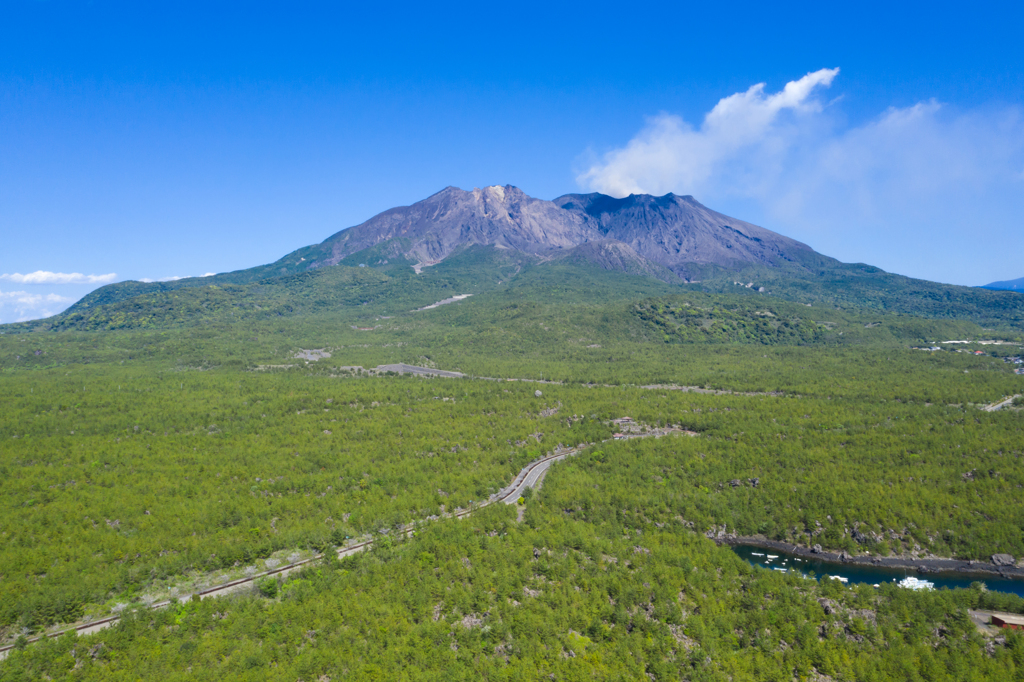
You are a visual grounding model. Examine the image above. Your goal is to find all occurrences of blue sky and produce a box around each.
[2,1,1023,322]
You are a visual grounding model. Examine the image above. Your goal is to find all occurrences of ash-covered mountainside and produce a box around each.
[25,184,1024,334]
[296,185,829,281]
[312,185,590,269]
[554,192,824,278]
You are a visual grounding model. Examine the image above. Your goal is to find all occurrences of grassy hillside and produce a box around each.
[631,293,985,346]
[9,242,1024,339]
[699,262,1024,331]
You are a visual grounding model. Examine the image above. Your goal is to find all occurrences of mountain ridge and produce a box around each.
[8,184,1024,335]
[289,184,828,282]
[552,191,824,279]
[982,276,1024,292]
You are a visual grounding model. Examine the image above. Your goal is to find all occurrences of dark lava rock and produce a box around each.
[992,553,1015,566]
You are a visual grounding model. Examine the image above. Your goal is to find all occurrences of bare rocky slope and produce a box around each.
[39,184,1024,334]
[553,191,824,279]
[293,184,829,282]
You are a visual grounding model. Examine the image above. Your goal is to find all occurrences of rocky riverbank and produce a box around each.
[718,535,1024,581]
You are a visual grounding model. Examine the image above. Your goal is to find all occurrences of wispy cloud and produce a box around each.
[0,271,220,323]
[576,69,1024,284]
[0,271,117,285]
[577,68,840,197]
[0,290,76,322]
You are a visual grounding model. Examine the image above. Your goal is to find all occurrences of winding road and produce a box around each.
[3,367,1016,659]
[0,428,684,659]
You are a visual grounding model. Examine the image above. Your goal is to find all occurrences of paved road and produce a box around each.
[1,427,695,660]
[3,375,1015,659]
[968,609,1003,636]
[983,394,1020,412]
[2,431,678,659]
[498,451,572,504]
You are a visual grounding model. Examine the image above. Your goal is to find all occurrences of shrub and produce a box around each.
[257,577,279,598]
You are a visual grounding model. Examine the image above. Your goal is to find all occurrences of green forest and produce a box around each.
[4,461,1024,680]
[2,257,1023,679]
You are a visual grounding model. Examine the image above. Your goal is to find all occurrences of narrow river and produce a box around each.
[731,545,1024,596]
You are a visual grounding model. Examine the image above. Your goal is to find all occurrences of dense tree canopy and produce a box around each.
[1,277,1022,677]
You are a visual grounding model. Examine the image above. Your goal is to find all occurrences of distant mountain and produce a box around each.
[981,277,1024,292]
[268,185,829,283]
[16,184,1024,335]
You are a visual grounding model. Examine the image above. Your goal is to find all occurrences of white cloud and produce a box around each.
[575,69,1024,284]
[0,272,217,323]
[755,100,1024,284]
[0,291,74,304]
[577,68,840,197]
[0,271,117,285]
[0,290,76,322]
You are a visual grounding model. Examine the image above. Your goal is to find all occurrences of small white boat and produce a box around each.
[826,575,849,583]
[751,552,765,557]
[897,576,934,591]
[773,567,787,573]
[767,554,779,559]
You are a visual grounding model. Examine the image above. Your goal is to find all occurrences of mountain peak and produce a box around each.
[306,185,820,279]
[471,184,525,204]
[480,185,507,200]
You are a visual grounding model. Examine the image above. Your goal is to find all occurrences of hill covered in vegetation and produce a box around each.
[8,242,1024,341]
[6,183,1023,337]
[2,201,1024,678]
[2,267,1023,678]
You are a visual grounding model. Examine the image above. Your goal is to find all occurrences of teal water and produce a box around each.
[731,545,1024,596]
